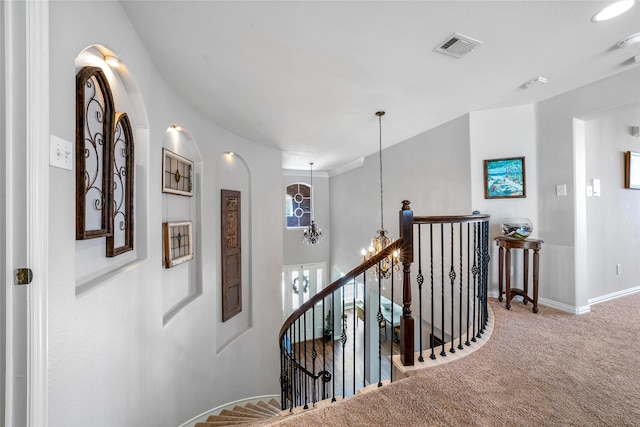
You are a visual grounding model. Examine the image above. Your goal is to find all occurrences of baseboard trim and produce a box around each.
[588,286,640,306]
[538,298,590,315]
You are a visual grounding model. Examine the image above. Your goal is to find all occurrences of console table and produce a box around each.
[495,236,543,313]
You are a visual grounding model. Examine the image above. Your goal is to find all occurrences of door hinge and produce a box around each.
[15,268,33,285]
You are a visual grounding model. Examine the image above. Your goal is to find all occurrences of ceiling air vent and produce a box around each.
[434,33,483,58]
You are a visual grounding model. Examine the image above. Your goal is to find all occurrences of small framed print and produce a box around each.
[484,156,526,199]
[625,151,640,190]
[162,148,193,196]
[163,221,194,268]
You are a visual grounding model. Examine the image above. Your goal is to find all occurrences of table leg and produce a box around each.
[498,247,504,302]
[533,249,540,313]
[523,249,529,305]
[505,248,512,310]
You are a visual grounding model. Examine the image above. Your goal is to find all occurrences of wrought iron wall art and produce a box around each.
[76,66,115,239]
[162,148,193,196]
[221,189,242,322]
[162,221,194,268]
[106,113,135,256]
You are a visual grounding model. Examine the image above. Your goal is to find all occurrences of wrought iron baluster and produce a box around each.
[440,224,446,358]
[389,258,395,383]
[303,312,308,409]
[472,223,479,342]
[465,223,471,347]
[449,224,456,354]
[458,223,464,351]
[331,293,336,402]
[417,224,424,363]
[430,224,436,360]
[377,270,382,387]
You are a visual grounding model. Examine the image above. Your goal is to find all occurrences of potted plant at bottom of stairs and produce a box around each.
[324,310,333,342]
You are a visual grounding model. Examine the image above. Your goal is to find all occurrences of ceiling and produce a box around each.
[120,1,640,173]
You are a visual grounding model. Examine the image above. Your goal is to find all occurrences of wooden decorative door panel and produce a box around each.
[221,189,242,322]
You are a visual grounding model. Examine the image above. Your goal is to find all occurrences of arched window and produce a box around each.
[285,183,311,228]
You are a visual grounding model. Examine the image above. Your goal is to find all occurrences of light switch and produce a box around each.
[556,184,567,196]
[50,135,73,170]
[592,178,601,197]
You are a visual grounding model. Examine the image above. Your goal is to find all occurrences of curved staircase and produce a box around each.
[195,399,282,426]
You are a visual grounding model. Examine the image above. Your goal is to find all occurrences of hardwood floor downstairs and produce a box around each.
[289,308,401,402]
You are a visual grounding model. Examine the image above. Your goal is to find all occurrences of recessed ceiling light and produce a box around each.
[592,0,635,22]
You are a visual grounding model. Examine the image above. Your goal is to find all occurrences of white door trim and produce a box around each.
[25,0,49,425]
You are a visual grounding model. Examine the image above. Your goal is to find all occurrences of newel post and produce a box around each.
[399,200,414,366]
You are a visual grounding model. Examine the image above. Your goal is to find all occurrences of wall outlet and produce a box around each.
[616,264,622,275]
[556,184,567,196]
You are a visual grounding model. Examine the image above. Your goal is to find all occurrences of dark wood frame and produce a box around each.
[162,148,194,196]
[76,66,115,239]
[625,151,640,190]
[162,221,194,268]
[484,156,526,199]
[107,113,135,256]
[221,189,242,322]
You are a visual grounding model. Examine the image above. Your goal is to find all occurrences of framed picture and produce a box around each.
[162,148,193,196]
[162,221,193,268]
[484,156,526,199]
[221,189,242,322]
[625,151,640,190]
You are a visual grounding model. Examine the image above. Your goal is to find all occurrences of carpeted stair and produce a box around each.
[195,399,283,426]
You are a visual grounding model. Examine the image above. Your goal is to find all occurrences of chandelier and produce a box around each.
[303,162,322,245]
[361,111,399,279]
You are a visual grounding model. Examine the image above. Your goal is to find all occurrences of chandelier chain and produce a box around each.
[377,111,385,231]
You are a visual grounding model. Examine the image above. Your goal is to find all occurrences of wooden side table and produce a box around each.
[495,236,543,313]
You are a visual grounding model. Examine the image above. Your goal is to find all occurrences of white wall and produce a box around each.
[329,114,471,293]
[585,107,640,300]
[47,2,282,426]
[470,104,538,296]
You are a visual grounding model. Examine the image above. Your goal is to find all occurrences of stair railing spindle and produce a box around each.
[417,224,424,363]
[458,223,464,351]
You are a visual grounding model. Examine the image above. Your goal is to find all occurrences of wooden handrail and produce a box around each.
[413,213,490,224]
[278,238,403,353]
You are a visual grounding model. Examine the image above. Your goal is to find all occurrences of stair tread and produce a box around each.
[246,402,278,415]
[219,409,263,419]
[208,413,259,421]
[232,405,270,417]
[266,398,282,411]
[197,419,255,426]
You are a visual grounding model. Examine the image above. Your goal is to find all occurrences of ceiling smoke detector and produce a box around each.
[434,33,483,58]
[524,76,548,89]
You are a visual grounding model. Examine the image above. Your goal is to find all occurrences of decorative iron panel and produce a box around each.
[76,66,114,239]
[106,112,135,256]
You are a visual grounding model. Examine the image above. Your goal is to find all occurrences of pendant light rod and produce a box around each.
[376,111,385,231]
[309,162,314,221]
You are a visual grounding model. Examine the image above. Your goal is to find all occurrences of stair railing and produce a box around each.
[278,201,490,411]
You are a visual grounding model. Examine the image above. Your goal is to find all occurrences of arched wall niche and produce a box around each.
[215,152,253,354]
[74,44,150,294]
[161,126,204,325]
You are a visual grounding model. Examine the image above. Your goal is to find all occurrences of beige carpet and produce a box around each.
[268,294,640,426]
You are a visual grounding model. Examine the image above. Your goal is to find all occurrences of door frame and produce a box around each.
[4,1,50,425]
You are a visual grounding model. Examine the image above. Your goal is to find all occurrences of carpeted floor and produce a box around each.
[268,294,640,426]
